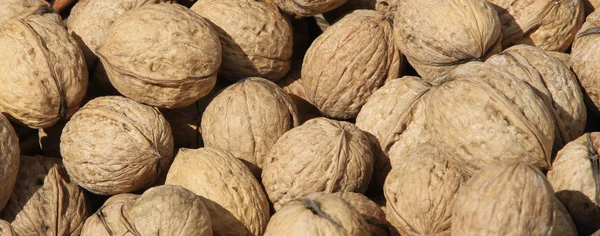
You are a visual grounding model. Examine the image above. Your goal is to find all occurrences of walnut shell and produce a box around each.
[80,193,140,235]
[452,162,577,235]
[302,10,401,119]
[191,0,292,82]
[264,192,371,236]
[0,0,52,24]
[10,165,88,236]
[67,0,173,68]
[331,192,393,236]
[121,185,212,235]
[1,155,61,222]
[0,220,15,236]
[97,4,221,108]
[487,0,584,52]
[261,117,374,210]
[0,114,20,212]
[393,0,502,81]
[547,133,600,235]
[571,11,600,115]
[384,143,463,235]
[428,62,554,176]
[0,13,88,128]
[201,77,298,176]
[277,60,323,124]
[274,0,347,17]
[486,45,586,153]
[166,148,270,236]
[60,96,174,195]
[547,51,573,68]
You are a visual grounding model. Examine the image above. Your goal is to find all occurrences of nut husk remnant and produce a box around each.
[302,10,401,119]
[166,148,270,236]
[97,4,221,108]
[452,162,577,235]
[191,0,292,82]
[571,10,600,115]
[264,192,371,236]
[60,96,174,195]
[0,13,88,128]
[262,117,374,210]
[487,0,584,52]
[201,77,299,176]
[393,0,502,82]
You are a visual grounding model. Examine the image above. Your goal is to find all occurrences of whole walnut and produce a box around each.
[191,0,292,82]
[261,117,374,210]
[60,96,174,195]
[0,13,88,128]
[10,165,88,236]
[331,192,394,236]
[97,4,221,108]
[571,11,600,115]
[547,133,600,235]
[81,194,140,235]
[67,0,173,68]
[166,148,270,236]
[302,10,401,119]
[487,0,584,52]
[486,44,586,153]
[393,0,501,82]
[201,77,299,176]
[264,192,371,236]
[274,0,348,17]
[0,0,54,24]
[452,162,577,235]
[0,114,20,212]
[384,144,464,235]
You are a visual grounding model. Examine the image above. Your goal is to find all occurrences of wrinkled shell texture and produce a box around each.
[192,0,292,82]
[165,148,270,236]
[429,62,554,176]
[11,165,88,236]
[0,0,50,24]
[0,114,19,212]
[120,185,212,235]
[67,0,173,68]
[264,193,371,236]
[384,144,463,235]
[201,77,299,176]
[547,133,600,234]
[487,0,584,52]
[485,44,586,151]
[60,96,174,195]
[452,162,577,235]
[572,10,600,114]
[97,4,221,108]
[81,193,140,235]
[1,155,61,222]
[393,0,502,81]
[261,117,374,210]
[0,220,14,236]
[302,10,400,119]
[547,51,573,68]
[0,14,88,128]
[331,192,391,236]
[356,76,431,193]
[275,0,347,17]
[277,60,323,124]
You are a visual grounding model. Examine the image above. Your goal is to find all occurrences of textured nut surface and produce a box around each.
[60,96,174,195]
[571,11,600,115]
[121,185,212,235]
[0,13,88,128]
[487,0,584,51]
[0,220,15,236]
[80,193,140,235]
[192,0,292,82]
[384,144,463,235]
[393,0,501,81]
[1,155,61,222]
[452,162,577,235]
[67,0,172,68]
[10,165,88,236]
[0,114,20,212]
[97,4,221,108]
[0,0,51,24]
[262,117,374,210]
[274,0,347,17]
[302,10,401,119]
[486,45,586,152]
[547,51,573,68]
[428,62,554,176]
[277,60,323,124]
[264,192,370,236]
[547,133,600,234]
[166,148,270,236]
[331,192,392,236]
